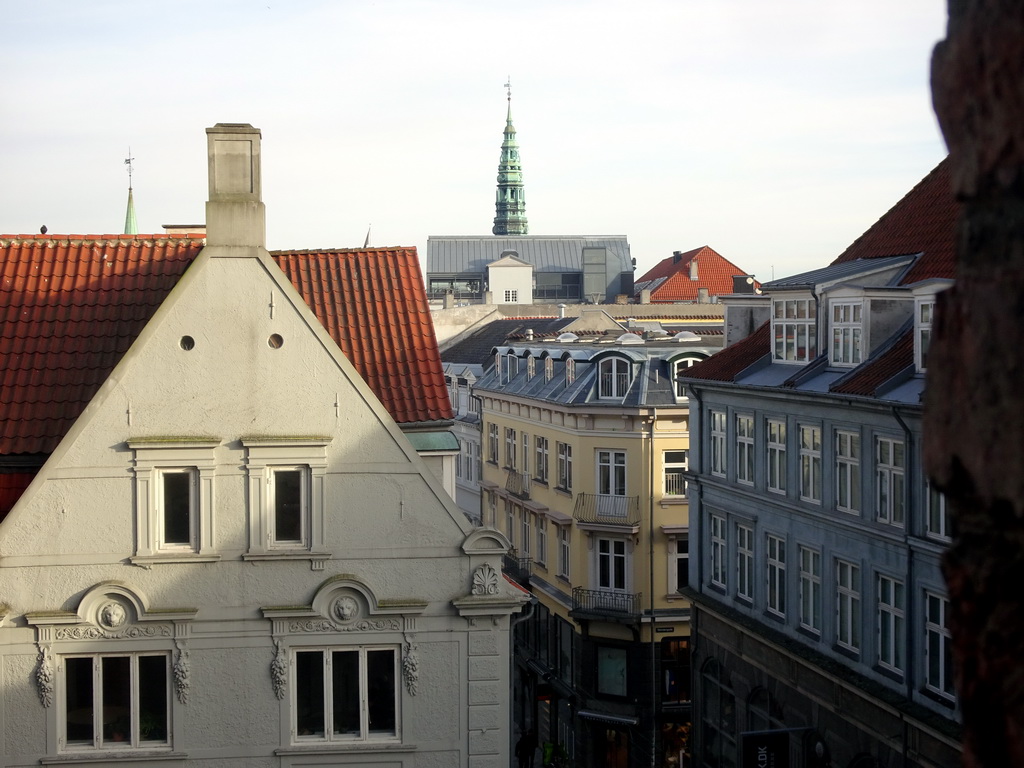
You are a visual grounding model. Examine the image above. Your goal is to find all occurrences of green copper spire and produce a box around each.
[492,79,528,236]
[123,150,138,235]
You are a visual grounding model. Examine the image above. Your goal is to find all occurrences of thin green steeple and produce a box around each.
[124,150,138,235]
[492,79,528,236]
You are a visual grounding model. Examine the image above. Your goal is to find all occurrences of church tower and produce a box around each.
[123,150,138,235]
[492,81,528,236]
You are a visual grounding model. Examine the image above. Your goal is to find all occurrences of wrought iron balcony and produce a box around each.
[664,472,688,497]
[505,470,532,500]
[502,549,532,587]
[571,587,642,619]
[572,493,641,526]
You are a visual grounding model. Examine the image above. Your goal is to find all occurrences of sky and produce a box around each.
[1,0,949,282]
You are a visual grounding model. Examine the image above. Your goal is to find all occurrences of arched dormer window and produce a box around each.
[527,356,536,379]
[545,357,553,382]
[505,352,519,383]
[565,358,576,386]
[670,354,707,398]
[598,357,631,399]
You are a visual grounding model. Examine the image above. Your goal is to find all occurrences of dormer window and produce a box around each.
[527,356,536,378]
[504,352,519,383]
[545,357,553,382]
[772,298,817,363]
[916,299,934,371]
[831,301,863,366]
[672,355,705,398]
[565,358,576,386]
[598,357,631,398]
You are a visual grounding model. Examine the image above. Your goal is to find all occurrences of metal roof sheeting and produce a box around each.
[427,236,632,274]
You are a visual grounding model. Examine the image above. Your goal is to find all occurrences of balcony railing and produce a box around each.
[572,587,642,618]
[502,550,532,587]
[505,470,532,500]
[664,472,687,497]
[573,493,641,526]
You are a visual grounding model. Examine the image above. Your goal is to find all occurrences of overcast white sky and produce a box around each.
[1,0,949,281]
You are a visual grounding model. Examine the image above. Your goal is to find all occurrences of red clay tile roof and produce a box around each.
[830,327,914,397]
[831,158,958,284]
[683,321,771,382]
[0,236,451,461]
[272,248,452,425]
[635,246,758,302]
[0,234,204,457]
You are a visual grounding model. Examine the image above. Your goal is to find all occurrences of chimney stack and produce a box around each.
[205,123,266,253]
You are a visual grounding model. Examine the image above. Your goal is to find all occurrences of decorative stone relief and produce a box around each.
[55,624,171,640]
[402,637,420,697]
[98,601,128,629]
[35,645,54,708]
[472,563,500,595]
[173,643,191,704]
[271,639,288,700]
[331,595,360,623]
[288,618,400,633]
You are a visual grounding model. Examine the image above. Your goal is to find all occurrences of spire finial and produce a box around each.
[124,148,135,191]
[504,76,511,102]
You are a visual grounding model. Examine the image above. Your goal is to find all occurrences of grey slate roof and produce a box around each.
[440,318,574,368]
[427,236,632,274]
[763,254,917,290]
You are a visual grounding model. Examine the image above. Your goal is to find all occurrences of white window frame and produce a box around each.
[504,289,518,303]
[736,414,754,485]
[877,574,905,674]
[736,524,754,602]
[487,423,499,463]
[527,356,536,379]
[521,511,531,557]
[766,419,786,494]
[710,515,726,588]
[544,357,553,382]
[60,652,172,752]
[875,437,906,526]
[292,646,400,744]
[556,442,573,491]
[597,537,628,592]
[836,559,861,653]
[535,436,549,483]
[155,468,199,551]
[268,466,311,547]
[242,438,329,558]
[798,545,822,635]
[129,439,218,561]
[663,450,688,497]
[799,424,822,503]
[505,500,515,547]
[504,352,519,383]
[521,432,530,476]
[830,300,863,366]
[536,516,547,565]
[766,534,786,618]
[598,357,632,399]
[668,535,689,594]
[916,298,934,372]
[710,410,727,477]
[835,430,861,513]
[597,450,627,496]
[558,526,571,579]
[772,297,818,363]
[565,358,576,386]
[504,428,516,469]
[672,356,703,399]
[926,479,951,542]
[925,591,955,700]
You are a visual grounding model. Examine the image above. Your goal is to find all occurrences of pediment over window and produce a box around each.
[462,527,511,555]
[25,581,197,637]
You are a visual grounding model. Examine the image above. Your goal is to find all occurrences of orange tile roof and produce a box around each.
[831,158,958,284]
[272,248,452,425]
[0,236,451,464]
[684,321,771,382]
[830,327,914,397]
[635,245,758,302]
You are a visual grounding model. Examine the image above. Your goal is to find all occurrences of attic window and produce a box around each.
[598,357,631,399]
[772,298,818,363]
[830,301,862,367]
[916,299,934,372]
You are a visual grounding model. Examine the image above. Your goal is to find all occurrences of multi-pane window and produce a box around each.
[799,425,822,503]
[521,432,530,476]
[835,430,861,513]
[736,415,754,484]
[917,299,934,371]
[673,357,702,398]
[836,560,861,652]
[536,517,547,564]
[877,575,905,674]
[773,297,818,362]
[799,546,822,634]
[766,535,786,617]
[597,450,627,496]
[521,511,532,556]
[535,436,549,483]
[456,442,464,479]
[63,653,170,750]
[158,469,197,550]
[527,357,536,378]
[831,301,863,366]
[565,358,576,386]
[876,437,905,526]
[670,537,689,592]
[925,592,955,700]
[766,419,786,493]
[663,450,688,497]
[505,500,515,548]
[544,357,553,382]
[736,524,754,602]
[558,527,570,578]
[710,410,727,477]
[598,357,632,398]
[504,290,518,303]
[504,352,519,383]
[487,423,498,463]
[504,428,517,470]
[597,538,627,591]
[294,647,398,742]
[270,467,309,547]
[556,442,573,490]
[926,480,952,542]
[710,515,726,588]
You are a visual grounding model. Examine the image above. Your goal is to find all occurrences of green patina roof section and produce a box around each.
[124,188,138,235]
[405,430,459,452]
